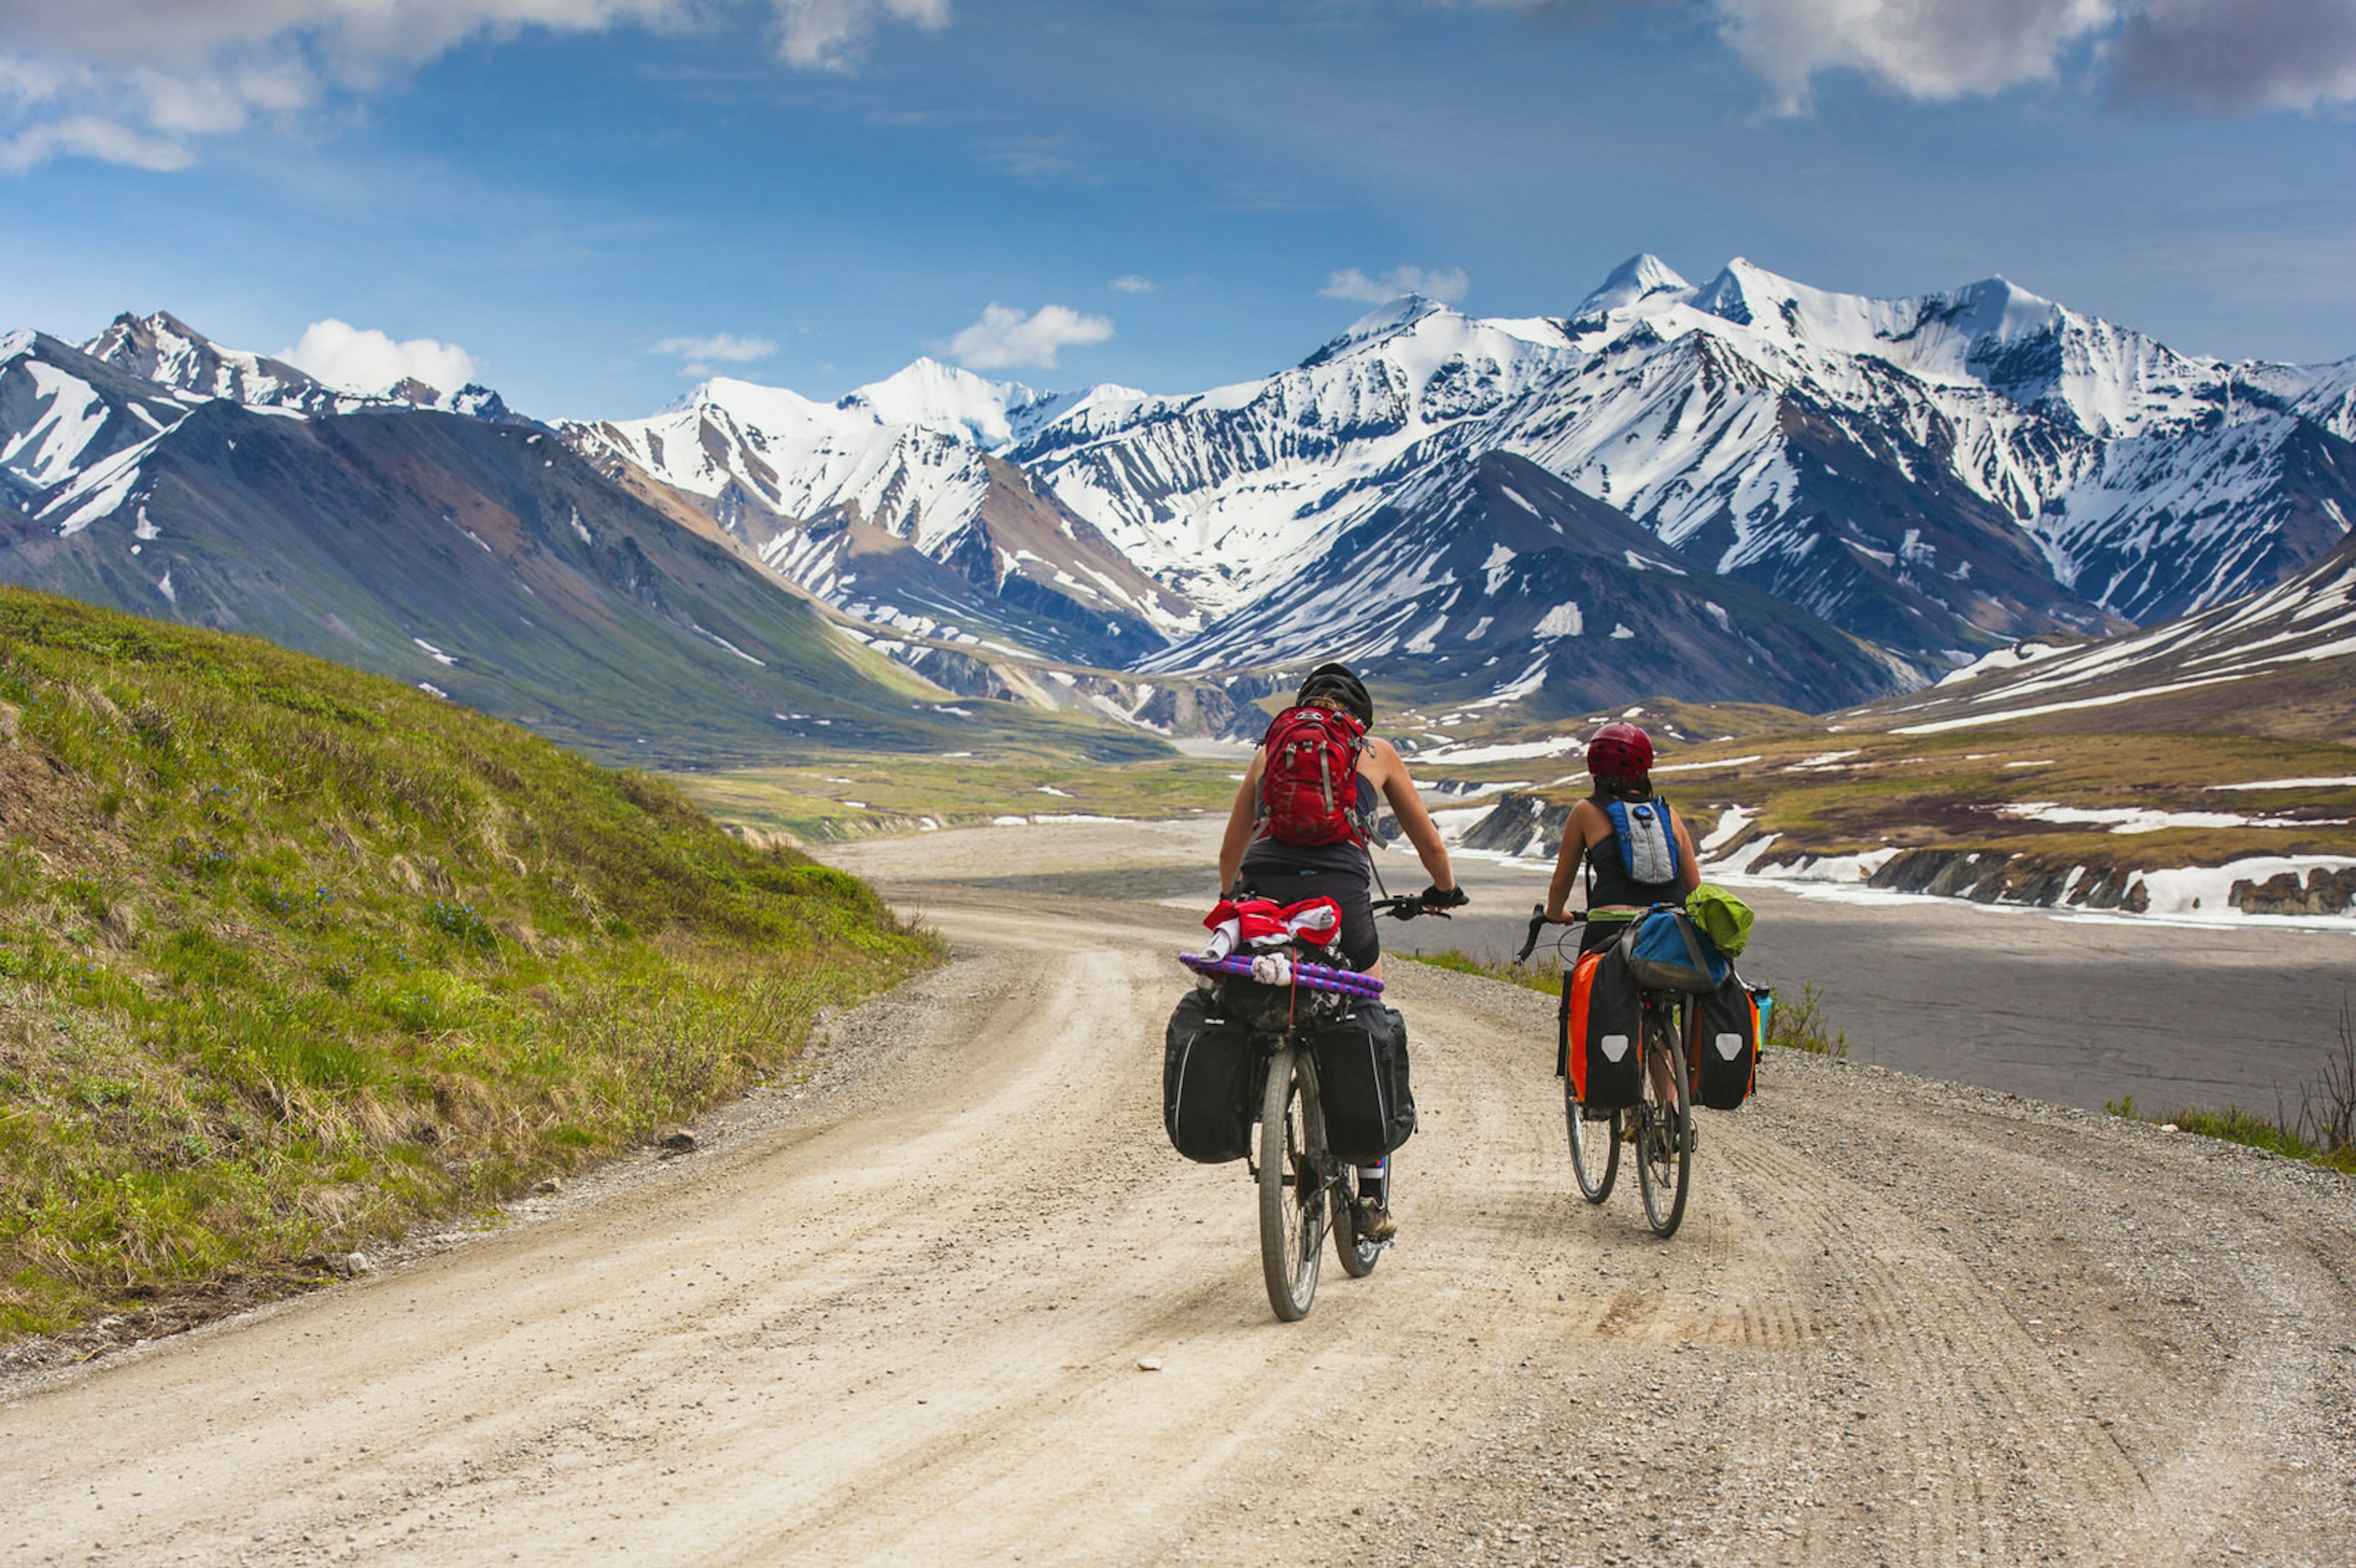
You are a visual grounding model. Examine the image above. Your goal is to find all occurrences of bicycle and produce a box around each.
[1180,893,1448,1321]
[1519,905,1695,1239]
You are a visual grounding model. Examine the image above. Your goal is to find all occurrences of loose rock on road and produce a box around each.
[4,823,2352,1566]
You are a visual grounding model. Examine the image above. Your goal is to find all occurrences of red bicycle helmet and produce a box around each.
[1586,721,1654,778]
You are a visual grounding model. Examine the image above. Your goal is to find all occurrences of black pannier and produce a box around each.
[1689,974,1760,1111]
[1561,943,1644,1111]
[1309,1000,1416,1166]
[1164,987,1258,1163]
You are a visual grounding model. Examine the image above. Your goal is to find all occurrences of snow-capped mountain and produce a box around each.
[991,259,2354,676]
[544,258,2356,710]
[1141,448,1908,715]
[81,311,522,424]
[0,317,1019,764]
[563,363,1190,666]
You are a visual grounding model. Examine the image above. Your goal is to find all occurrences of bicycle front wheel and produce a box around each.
[1258,1045,1328,1320]
[1634,1009,1693,1239]
[1565,1078,1620,1204]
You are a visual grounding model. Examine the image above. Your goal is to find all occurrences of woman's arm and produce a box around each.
[1217,750,1266,893]
[1546,799,1605,919]
[1370,739,1456,891]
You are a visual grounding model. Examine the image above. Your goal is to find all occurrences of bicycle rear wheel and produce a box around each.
[1634,1009,1693,1238]
[1565,1079,1620,1204]
[1258,1045,1328,1320]
[1332,1166,1383,1278]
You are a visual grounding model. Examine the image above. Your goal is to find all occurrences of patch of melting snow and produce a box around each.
[1702,805,1755,853]
[2209,776,2356,791]
[412,637,456,666]
[1653,755,1763,774]
[1995,802,2301,834]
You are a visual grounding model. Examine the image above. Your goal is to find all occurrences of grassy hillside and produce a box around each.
[0,588,936,1342]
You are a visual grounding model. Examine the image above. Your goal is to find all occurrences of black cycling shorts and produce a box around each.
[1238,866,1378,971]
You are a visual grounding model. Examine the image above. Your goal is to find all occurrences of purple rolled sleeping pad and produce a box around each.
[1177,950,1385,1001]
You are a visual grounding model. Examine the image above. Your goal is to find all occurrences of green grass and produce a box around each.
[1763,982,1849,1059]
[2105,1099,2356,1176]
[1406,948,1563,996]
[0,587,939,1341]
[672,754,1244,842]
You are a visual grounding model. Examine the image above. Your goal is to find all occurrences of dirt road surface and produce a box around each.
[7,822,2354,1566]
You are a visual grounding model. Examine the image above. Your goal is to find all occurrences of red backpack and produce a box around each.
[1257,704,1369,847]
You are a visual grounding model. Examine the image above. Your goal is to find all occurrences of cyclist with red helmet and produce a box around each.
[1541,721,1701,954]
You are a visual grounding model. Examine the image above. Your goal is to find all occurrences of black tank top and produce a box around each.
[1582,794,1684,909]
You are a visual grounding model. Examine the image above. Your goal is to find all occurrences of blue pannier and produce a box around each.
[1618,909,1730,993]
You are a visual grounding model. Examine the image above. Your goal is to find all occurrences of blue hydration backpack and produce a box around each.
[1604,796,1681,883]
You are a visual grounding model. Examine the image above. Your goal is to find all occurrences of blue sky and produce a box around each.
[1,1,2352,418]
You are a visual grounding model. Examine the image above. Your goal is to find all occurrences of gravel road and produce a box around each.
[5,821,2353,1566]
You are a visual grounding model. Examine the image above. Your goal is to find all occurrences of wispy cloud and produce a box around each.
[652,332,779,376]
[942,303,1114,371]
[1321,265,1471,305]
[774,0,950,72]
[0,1,953,171]
[282,318,477,395]
[1107,275,1157,294]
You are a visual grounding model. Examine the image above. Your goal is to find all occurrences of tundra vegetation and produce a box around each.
[0,588,936,1341]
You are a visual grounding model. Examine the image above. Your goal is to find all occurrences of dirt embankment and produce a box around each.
[4,824,2352,1566]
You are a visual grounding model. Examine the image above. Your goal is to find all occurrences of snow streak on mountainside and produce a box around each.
[1853,528,2356,739]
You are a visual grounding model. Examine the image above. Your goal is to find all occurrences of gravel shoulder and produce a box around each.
[4,823,2352,1566]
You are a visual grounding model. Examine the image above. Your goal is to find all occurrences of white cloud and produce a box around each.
[0,1,952,170]
[1107,274,1157,294]
[1712,0,2116,113]
[651,332,778,375]
[773,0,951,71]
[942,303,1114,371]
[0,113,193,172]
[282,318,478,395]
[1321,265,1471,305]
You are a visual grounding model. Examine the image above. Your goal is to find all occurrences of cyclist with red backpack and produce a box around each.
[1216,664,1464,1241]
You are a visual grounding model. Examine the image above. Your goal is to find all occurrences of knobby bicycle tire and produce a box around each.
[1636,1008,1693,1238]
[1258,1046,1328,1320]
[1565,1078,1620,1203]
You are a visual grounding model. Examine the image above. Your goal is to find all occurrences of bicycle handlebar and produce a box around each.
[1515,902,1586,964]
[1372,893,1458,922]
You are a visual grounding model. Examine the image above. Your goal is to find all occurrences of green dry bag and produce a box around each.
[1685,883,1755,957]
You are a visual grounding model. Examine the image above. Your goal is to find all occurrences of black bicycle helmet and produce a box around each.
[1294,663,1372,726]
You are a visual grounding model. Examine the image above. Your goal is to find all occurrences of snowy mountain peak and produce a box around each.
[1574,253,1692,318]
[842,356,1044,445]
[83,309,331,412]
